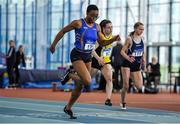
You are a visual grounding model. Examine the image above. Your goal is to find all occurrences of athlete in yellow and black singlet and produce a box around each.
[91,19,116,106]
[92,34,113,69]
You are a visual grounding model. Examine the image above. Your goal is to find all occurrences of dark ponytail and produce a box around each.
[129,31,135,36]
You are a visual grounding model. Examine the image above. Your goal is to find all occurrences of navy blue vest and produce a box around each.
[127,37,144,63]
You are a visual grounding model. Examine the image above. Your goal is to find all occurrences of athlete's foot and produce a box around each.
[121,102,127,110]
[63,106,77,119]
[105,99,112,106]
[60,68,73,85]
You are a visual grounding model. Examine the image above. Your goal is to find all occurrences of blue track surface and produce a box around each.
[0,97,180,123]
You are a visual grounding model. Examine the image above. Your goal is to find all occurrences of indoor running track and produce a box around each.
[0,97,180,123]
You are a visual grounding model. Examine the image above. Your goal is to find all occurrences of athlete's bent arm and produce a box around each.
[92,49,105,66]
[96,24,120,46]
[120,36,135,63]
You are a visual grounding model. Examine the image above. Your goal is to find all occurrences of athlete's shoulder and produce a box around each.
[96,23,101,32]
[126,36,132,42]
[70,19,82,29]
[124,36,133,46]
[141,36,145,41]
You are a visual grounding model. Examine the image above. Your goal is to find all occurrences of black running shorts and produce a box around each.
[91,57,111,70]
[70,48,92,63]
[121,59,141,72]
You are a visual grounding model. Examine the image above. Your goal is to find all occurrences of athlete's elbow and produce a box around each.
[97,40,103,46]
[101,43,107,46]
[60,30,66,36]
[120,49,124,56]
[99,41,107,46]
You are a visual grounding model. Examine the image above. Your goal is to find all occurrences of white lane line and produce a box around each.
[0,113,80,123]
[1,100,180,123]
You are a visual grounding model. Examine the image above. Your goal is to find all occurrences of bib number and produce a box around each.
[132,51,143,57]
[84,44,95,50]
[102,48,112,57]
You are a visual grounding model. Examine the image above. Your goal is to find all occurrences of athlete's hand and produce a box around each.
[98,57,105,66]
[128,56,135,63]
[114,35,121,41]
[49,44,55,54]
[141,58,146,71]
[141,58,146,66]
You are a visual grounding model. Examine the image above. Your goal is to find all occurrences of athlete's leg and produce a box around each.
[131,71,144,92]
[90,67,98,77]
[66,80,83,109]
[121,67,130,104]
[66,60,91,110]
[72,60,91,85]
[101,64,113,101]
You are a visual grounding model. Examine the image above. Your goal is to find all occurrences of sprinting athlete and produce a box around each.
[50,5,120,119]
[120,22,146,110]
[91,19,116,106]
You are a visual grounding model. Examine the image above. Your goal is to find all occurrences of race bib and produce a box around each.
[102,48,112,57]
[132,51,143,57]
[84,44,95,50]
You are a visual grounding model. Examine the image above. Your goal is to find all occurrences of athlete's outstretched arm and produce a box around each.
[96,24,120,46]
[50,20,81,53]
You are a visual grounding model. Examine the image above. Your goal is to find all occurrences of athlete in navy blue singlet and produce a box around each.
[49,5,120,119]
[120,22,146,110]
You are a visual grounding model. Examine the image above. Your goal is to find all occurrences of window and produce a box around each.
[172,24,180,42]
[149,0,169,4]
[148,24,169,42]
[149,4,169,24]
[172,47,180,72]
[159,47,169,83]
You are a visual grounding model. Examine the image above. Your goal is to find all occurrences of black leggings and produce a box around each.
[7,65,15,85]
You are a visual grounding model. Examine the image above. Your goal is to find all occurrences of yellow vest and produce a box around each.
[100,34,113,63]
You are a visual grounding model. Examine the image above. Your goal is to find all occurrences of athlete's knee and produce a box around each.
[83,77,91,85]
[134,82,143,89]
[121,87,127,93]
[136,85,142,90]
[106,78,112,84]
[123,82,129,91]
[75,81,83,89]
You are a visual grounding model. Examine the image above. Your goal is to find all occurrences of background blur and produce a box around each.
[0,0,180,84]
